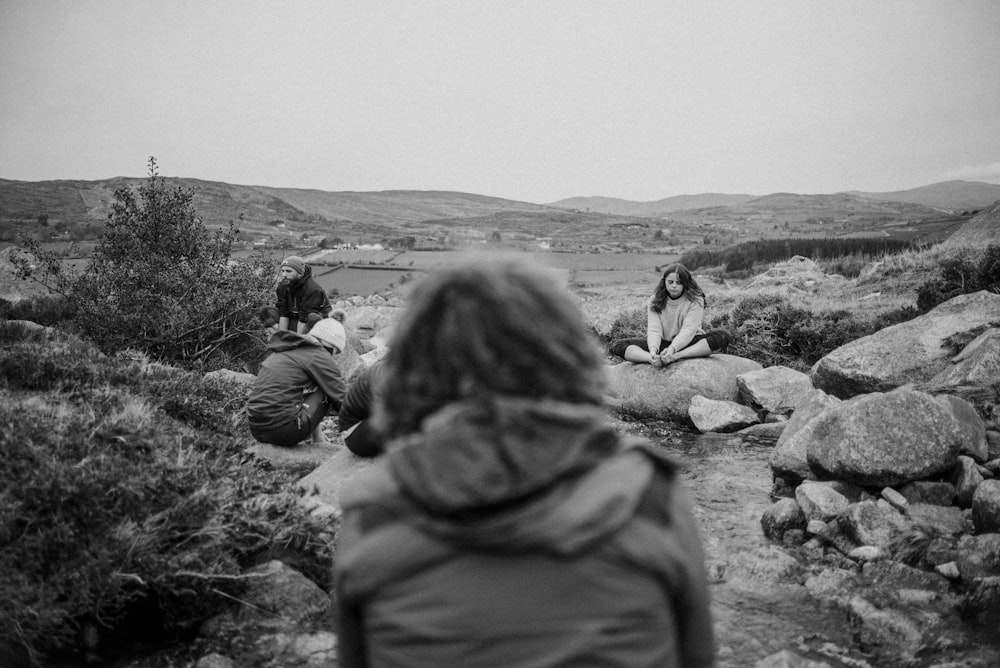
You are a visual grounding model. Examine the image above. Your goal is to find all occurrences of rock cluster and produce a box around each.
[754,292,1000,662]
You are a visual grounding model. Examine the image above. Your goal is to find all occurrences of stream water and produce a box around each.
[616,416,1000,668]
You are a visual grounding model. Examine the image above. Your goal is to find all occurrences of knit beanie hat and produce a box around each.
[309,317,346,353]
[281,256,306,276]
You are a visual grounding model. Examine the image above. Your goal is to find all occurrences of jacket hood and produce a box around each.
[383,397,654,554]
[265,329,325,353]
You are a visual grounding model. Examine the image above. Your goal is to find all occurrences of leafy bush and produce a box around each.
[606,306,646,344]
[0,324,335,665]
[11,158,274,371]
[916,244,1000,311]
[708,294,919,369]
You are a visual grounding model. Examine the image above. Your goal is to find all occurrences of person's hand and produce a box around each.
[659,350,676,365]
[650,351,663,368]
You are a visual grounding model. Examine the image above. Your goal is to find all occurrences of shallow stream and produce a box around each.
[617,416,1000,667]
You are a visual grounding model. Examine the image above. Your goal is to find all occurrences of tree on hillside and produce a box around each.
[13,158,275,369]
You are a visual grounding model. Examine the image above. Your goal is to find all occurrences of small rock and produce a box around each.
[957,534,1000,580]
[849,546,884,562]
[952,455,985,507]
[971,479,1000,533]
[754,648,834,667]
[761,497,806,541]
[848,596,924,664]
[935,562,961,580]
[195,654,235,668]
[796,481,849,522]
[880,487,908,512]
[897,480,956,506]
[688,395,760,433]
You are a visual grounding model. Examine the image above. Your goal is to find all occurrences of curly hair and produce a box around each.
[650,263,706,313]
[373,256,607,440]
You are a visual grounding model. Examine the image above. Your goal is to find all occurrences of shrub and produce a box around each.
[0,325,335,665]
[916,244,1000,311]
[708,294,920,369]
[0,294,77,326]
[11,158,274,370]
[605,306,646,344]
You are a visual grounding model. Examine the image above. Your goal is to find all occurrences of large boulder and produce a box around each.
[769,389,841,482]
[931,328,1000,388]
[806,387,977,487]
[736,365,815,416]
[811,291,1000,399]
[297,445,378,512]
[605,354,762,420]
[941,199,1000,248]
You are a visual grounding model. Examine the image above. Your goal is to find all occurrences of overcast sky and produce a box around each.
[2,1,999,203]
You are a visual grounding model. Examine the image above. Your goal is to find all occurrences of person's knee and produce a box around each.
[706,329,731,352]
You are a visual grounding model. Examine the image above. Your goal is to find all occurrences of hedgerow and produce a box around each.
[0,323,336,665]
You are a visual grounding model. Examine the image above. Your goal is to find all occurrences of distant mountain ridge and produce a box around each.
[0,177,552,228]
[548,180,1000,218]
[2,176,998,236]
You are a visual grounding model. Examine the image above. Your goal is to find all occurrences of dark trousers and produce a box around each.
[250,391,330,447]
[609,328,731,359]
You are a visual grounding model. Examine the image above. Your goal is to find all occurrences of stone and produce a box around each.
[956,534,1000,580]
[930,327,1000,388]
[840,500,911,550]
[795,481,849,522]
[897,481,956,506]
[769,389,841,482]
[906,503,966,536]
[861,559,954,596]
[297,445,379,512]
[880,487,908,512]
[806,387,969,487]
[605,354,763,420]
[806,519,827,536]
[804,567,858,606]
[952,455,984,507]
[935,394,988,462]
[849,546,885,562]
[811,291,1000,398]
[935,562,960,579]
[737,422,787,438]
[760,497,806,541]
[988,431,1000,460]
[971,479,1000,533]
[961,576,1000,629]
[924,537,959,567]
[782,529,807,546]
[987,457,1000,476]
[736,366,815,416]
[847,596,924,665]
[688,395,760,433]
[195,654,235,668]
[724,545,803,583]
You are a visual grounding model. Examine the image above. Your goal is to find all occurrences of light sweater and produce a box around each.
[647,295,705,355]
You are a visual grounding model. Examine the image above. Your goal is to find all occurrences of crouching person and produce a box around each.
[334,258,716,668]
[247,318,347,447]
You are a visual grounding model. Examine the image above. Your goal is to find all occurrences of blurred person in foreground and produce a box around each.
[333,257,716,668]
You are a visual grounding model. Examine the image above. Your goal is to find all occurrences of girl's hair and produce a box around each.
[649,263,706,313]
[373,256,607,440]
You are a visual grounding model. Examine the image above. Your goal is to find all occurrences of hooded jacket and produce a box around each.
[247,330,346,432]
[275,265,331,324]
[334,397,715,668]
